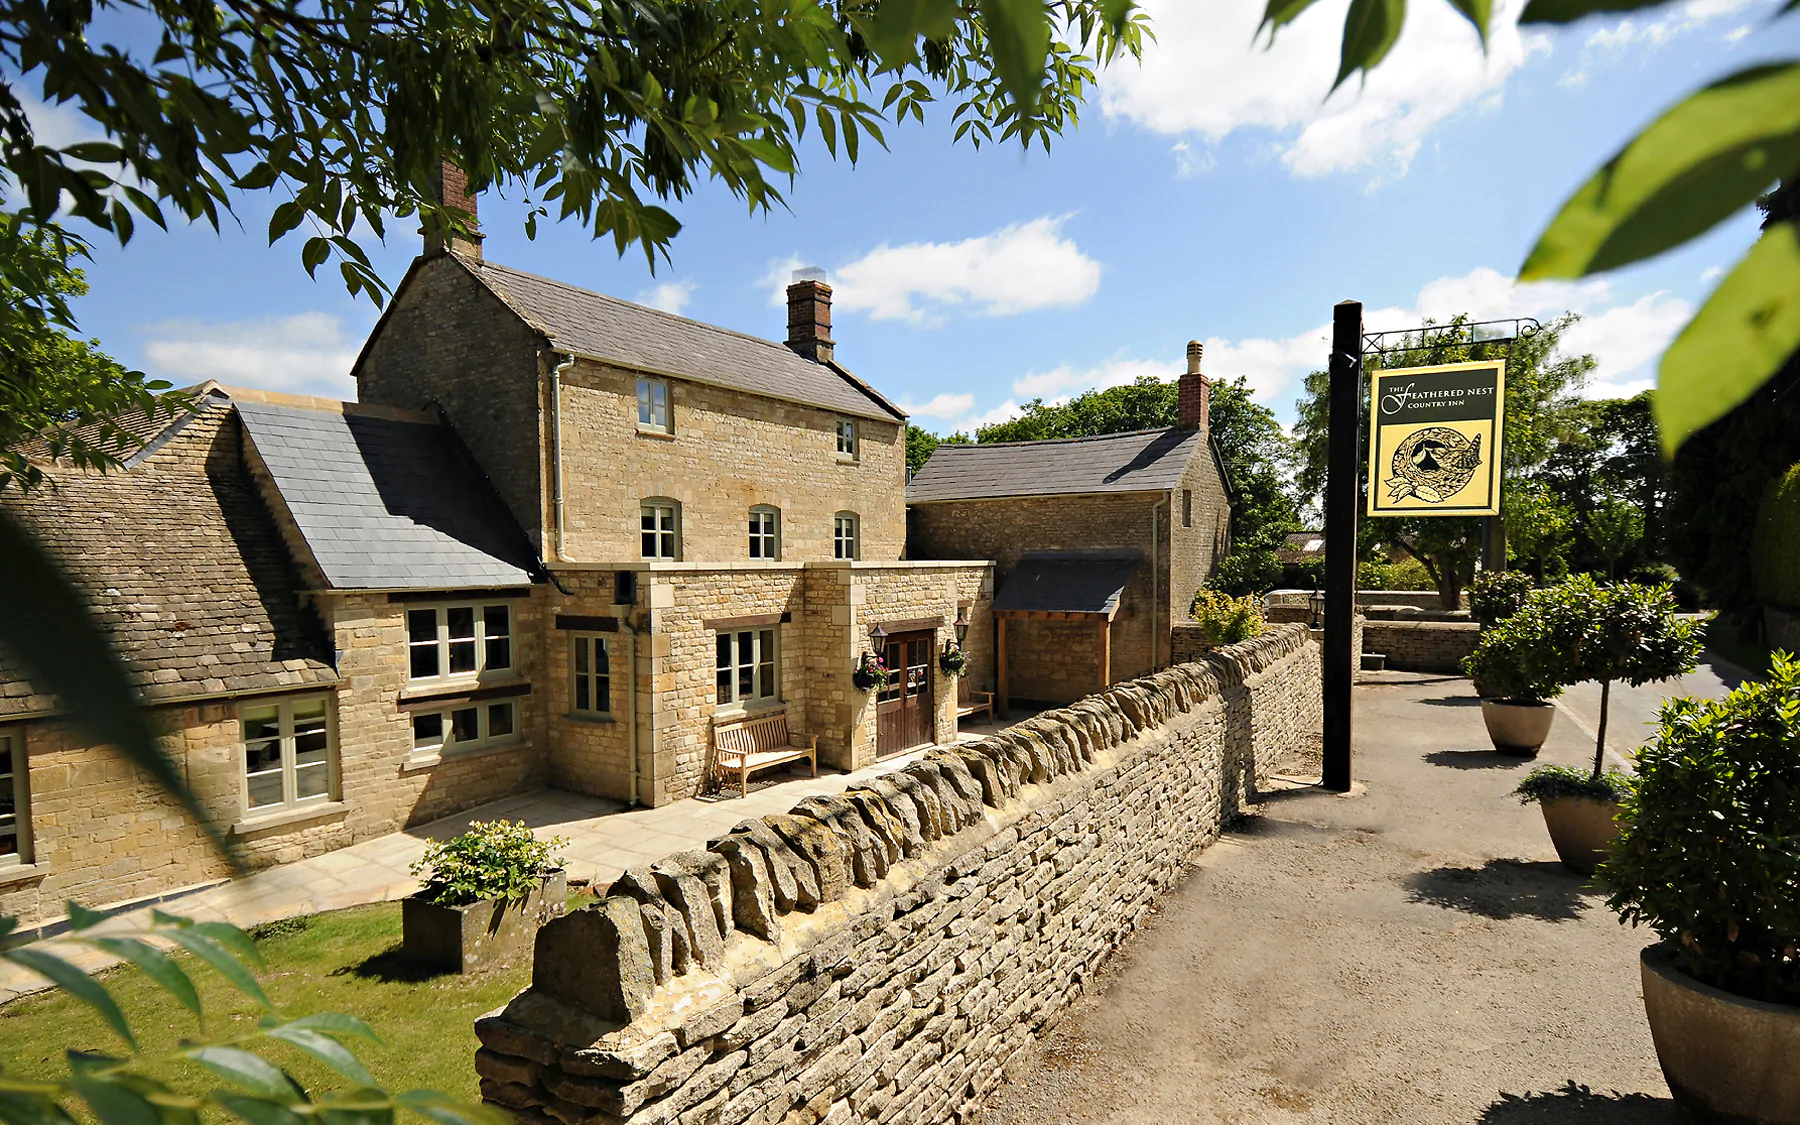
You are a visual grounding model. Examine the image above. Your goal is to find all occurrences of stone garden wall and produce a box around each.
[1360,620,1479,674]
[473,624,1320,1125]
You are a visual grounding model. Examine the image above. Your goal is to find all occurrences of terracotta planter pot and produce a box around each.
[1641,946,1800,1124]
[1479,699,1554,756]
[402,868,567,973]
[1538,795,1622,875]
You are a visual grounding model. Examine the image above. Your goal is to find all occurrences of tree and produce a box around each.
[1588,500,1645,580]
[1292,314,1592,609]
[905,423,968,476]
[975,375,1175,441]
[1504,480,1574,581]
[1536,393,1665,575]
[1265,0,1800,455]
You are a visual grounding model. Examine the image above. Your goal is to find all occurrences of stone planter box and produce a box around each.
[1641,945,1800,1124]
[402,868,567,974]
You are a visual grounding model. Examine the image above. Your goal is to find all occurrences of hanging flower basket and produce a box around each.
[938,643,969,679]
[852,652,892,692]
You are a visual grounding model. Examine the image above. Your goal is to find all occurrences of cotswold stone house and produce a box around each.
[907,342,1231,707]
[0,179,991,925]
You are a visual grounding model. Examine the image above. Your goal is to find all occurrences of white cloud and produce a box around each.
[635,280,695,315]
[1561,0,1762,85]
[900,392,977,419]
[138,313,362,400]
[961,400,1025,431]
[1701,264,1724,283]
[765,217,1102,325]
[1100,0,1550,179]
[1013,356,1178,400]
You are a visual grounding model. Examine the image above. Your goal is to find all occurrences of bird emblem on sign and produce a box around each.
[1385,427,1483,504]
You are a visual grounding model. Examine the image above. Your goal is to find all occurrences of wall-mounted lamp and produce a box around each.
[953,610,970,646]
[1309,586,1325,629]
[868,621,887,653]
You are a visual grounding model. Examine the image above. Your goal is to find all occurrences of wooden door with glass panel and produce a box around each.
[875,631,934,757]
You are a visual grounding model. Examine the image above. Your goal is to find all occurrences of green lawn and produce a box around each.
[0,902,542,1099]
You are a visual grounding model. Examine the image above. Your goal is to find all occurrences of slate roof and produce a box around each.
[1276,530,1326,564]
[0,401,338,717]
[458,256,905,422]
[906,428,1204,503]
[991,551,1143,618]
[235,399,536,590]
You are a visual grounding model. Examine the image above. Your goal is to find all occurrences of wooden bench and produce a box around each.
[956,682,995,725]
[712,710,817,797]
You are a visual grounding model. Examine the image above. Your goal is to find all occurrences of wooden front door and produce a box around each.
[876,631,935,757]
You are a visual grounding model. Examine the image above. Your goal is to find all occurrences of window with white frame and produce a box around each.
[407,602,512,682]
[836,418,858,458]
[834,511,860,560]
[637,377,671,432]
[412,699,520,758]
[241,696,334,814]
[571,634,611,716]
[641,500,680,560]
[716,628,778,706]
[0,730,25,864]
[749,506,780,560]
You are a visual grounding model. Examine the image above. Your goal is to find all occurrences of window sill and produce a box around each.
[635,426,677,440]
[563,712,616,725]
[0,862,48,887]
[711,700,787,725]
[835,453,859,464]
[402,741,531,774]
[232,800,349,837]
[398,676,530,707]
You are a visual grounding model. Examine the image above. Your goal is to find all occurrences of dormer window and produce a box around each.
[638,378,671,433]
[836,419,858,459]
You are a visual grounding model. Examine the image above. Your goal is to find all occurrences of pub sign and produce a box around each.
[1366,360,1505,517]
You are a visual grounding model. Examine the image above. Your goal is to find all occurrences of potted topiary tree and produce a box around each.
[1468,569,1535,697]
[1605,655,1800,1124]
[403,819,568,973]
[1511,578,1702,873]
[1461,596,1569,756]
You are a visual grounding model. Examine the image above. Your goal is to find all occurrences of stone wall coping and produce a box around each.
[545,560,996,574]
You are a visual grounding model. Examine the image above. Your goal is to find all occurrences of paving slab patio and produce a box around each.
[0,716,1021,1003]
[974,674,1682,1125]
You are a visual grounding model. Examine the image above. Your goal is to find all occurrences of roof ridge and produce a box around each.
[933,427,1180,450]
[470,256,804,358]
[222,385,440,425]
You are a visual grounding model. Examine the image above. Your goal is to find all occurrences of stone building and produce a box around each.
[0,173,991,925]
[906,342,1231,707]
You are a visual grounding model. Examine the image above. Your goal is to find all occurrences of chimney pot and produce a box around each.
[425,158,483,259]
[786,269,835,364]
[1178,340,1209,431]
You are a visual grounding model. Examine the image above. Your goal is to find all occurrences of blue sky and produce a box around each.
[47,0,1800,431]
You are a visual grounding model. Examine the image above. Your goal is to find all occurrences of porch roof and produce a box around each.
[991,551,1142,621]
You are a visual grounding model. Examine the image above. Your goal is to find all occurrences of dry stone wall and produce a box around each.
[1360,620,1479,674]
[473,624,1319,1125]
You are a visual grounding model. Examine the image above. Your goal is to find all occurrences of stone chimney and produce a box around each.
[785,267,834,364]
[425,158,483,259]
[1178,340,1210,431]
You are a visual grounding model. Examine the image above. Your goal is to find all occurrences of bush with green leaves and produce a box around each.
[1470,570,1534,629]
[410,820,566,909]
[1513,763,1634,805]
[1752,460,1800,609]
[1209,548,1283,597]
[1465,576,1703,774]
[1605,654,1800,1004]
[1189,589,1267,648]
[0,905,497,1125]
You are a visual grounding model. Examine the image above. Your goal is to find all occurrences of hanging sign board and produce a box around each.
[1367,360,1505,517]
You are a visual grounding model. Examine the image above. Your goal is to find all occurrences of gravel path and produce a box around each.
[974,674,1679,1125]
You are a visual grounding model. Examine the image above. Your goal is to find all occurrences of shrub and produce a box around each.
[1752,460,1800,608]
[938,643,969,678]
[1190,588,1267,647]
[411,819,566,908]
[1513,763,1634,805]
[1469,570,1534,629]
[852,651,891,691]
[1461,616,1567,704]
[1357,557,1436,591]
[1605,654,1800,1005]
[1210,547,1283,597]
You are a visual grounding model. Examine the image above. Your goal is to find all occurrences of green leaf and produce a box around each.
[0,513,233,866]
[319,1091,393,1125]
[1521,64,1800,279]
[863,0,962,62]
[4,948,134,1047]
[187,1047,294,1098]
[1257,0,1324,42]
[1654,224,1800,455]
[214,1095,307,1125]
[69,1080,158,1125]
[979,0,1052,111]
[87,937,201,1016]
[161,929,274,1010]
[1444,0,1492,44]
[263,1026,375,1086]
[1519,0,1671,23]
[286,1012,381,1042]
[191,921,265,970]
[0,1089,72,1125]
[1334,0,1407,93]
